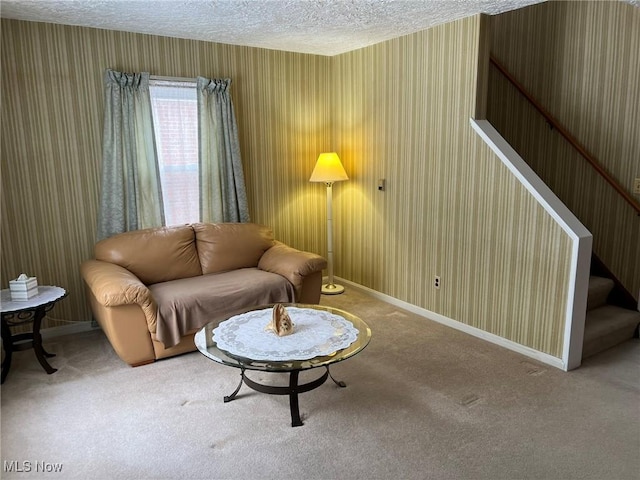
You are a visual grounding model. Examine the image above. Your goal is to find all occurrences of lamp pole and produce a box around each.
[323,181,344,294]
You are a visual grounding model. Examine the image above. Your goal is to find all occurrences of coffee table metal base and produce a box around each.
[224,366,346,427]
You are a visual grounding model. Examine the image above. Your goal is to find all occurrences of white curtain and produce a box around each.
[98,69,164,240]
[197,77,250,223]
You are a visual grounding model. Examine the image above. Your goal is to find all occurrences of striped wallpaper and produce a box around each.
[1,19,332,328]
[331,16,572,358]
[1,13,577,359]
[488,1,640,300]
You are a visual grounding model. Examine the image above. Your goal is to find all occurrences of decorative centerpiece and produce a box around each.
[264,304,294,336]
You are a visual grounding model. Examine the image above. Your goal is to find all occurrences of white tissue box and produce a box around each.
[9,275,38,301]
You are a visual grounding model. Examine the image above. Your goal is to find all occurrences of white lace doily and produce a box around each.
[1,286,66,313]
[213,306,359,361]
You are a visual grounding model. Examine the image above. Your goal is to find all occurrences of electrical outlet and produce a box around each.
[634,177,640,194]
[434,276,441,289]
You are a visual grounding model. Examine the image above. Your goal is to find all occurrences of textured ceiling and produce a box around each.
[2,0,550,56]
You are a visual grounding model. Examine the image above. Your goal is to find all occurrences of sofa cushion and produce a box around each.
[193,223,275,275]
[95,225,202,285]
[148,268,295,348]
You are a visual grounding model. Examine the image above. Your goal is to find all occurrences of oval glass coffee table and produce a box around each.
[195,303,371,427]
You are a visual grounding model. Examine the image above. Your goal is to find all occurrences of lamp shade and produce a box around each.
[309,152,349,183]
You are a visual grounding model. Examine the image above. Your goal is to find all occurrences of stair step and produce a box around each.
[582,305,640,358]
[587,276,615,311]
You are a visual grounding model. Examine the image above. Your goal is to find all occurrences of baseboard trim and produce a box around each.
[334,277,566,371]
[41,322,97,340]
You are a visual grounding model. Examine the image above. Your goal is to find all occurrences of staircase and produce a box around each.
[583,276,640,358]
[486,57,640,361]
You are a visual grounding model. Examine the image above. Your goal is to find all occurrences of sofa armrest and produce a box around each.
[80,259,158,332]
[258,242,327,302]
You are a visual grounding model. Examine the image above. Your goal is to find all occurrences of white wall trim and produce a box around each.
[333,277,566,370]
[470,119,592,371]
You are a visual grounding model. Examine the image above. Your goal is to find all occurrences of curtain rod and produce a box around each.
[150,75,197,83]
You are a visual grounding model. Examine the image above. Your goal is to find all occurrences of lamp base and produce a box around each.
[321,283,345,295]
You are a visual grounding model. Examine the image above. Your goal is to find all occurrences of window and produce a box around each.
[149,79,199,226]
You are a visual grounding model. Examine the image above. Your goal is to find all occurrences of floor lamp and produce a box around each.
[309,152,349,295]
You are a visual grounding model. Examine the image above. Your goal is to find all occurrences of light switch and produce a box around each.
[378,179,386,191]
[634,177,640,194]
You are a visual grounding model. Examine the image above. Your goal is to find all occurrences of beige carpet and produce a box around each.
[1,288,638,480]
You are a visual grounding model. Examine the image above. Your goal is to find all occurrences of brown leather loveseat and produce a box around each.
[80,222,327,366]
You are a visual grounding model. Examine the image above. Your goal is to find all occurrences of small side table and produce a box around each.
[1,286,67,384]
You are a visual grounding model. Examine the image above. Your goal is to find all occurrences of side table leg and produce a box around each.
[289,371,303,427]
[32,308,57,375]
[1,318,13,384]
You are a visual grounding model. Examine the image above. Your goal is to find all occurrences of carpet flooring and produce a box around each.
[1,287,638,480]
